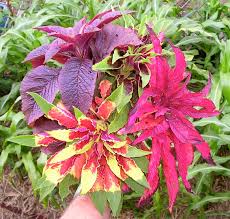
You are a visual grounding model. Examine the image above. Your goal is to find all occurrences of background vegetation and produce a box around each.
[0,0,229,218]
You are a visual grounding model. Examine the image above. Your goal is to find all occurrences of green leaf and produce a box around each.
[125,177,145,194]
[107,84,132,113]
[209,76,222,110]
[91,191,107,215]
[213,156,230,165]
[28,92,53,114]
[59,174,77,200]
[7,135,36,147]
[108,104,129,133]
[133,156,149,173]
[176,36,203,46]
[92,56,117,72]
[112,49,129,64]
[22,152,41,190]
[112,49,121,64]
[188,164,230,180]
[73,106,85,119]
[106,191,122,216]
[0,83,19,115]
[35,176,56,201]
[140,71,150,88]
[193,117,230,132]
[191,192,230,210]
[39,182,56,201]
[126,146,151,157]
[0,145,15,175]
[220,40,230,105]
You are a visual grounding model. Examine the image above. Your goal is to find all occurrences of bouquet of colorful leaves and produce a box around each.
[9,10,219,216]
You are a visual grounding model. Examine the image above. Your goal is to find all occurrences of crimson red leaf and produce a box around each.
[167,110,203,144]
[173,136,193,192]
[161,136,179,212]
[59,57,97,113]
[195,141,214,164]
[138,138,161,206]
[21,66,60,124]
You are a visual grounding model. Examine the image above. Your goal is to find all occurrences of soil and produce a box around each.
[0,169,61,219]
[1,169,229,219]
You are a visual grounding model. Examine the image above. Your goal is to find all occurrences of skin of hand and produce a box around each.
[60,195,110,219]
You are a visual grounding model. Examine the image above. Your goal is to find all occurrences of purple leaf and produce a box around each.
[37,26,77,43]
[20,66,60,125]
[24,44,49,67]
[90,24,143,61]
[36,25,71,35]
[44,39,73,63]
[87,10,132,29]
[32,116,64,134]
[59,57,97,113]
[41,141,65,155]
[73,17,87,33]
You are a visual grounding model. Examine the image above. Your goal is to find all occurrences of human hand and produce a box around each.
[60,195,110,219]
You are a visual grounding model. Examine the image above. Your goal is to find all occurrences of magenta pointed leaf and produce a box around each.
[138,139,161,206]
[161,136,179,212]
[121,26,219,210]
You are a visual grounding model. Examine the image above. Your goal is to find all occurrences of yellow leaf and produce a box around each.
[111,141,127,148]
[105,153,125,180]
[49,145,77,164]
[81,164,98,194]
[43,166,64,185]
[47,129,72,142]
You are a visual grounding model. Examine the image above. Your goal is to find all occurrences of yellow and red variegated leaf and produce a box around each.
[79,118,96,132]
[97,100,116,120]
[99,80,112,99]
[69,127,89,140]
[110,141,127,149]
[81,152,99,194]
[73,135,94,152]
[46,129,72,142]
[44,156,76,184]
[117,156,148,188]
[103,163,121,192]
[71,154,87,179]
[91,155,120,192]
[48,138,94,164]
[46,127,89,142]
[101,132,122,143]
[112,145,129,156]
[35,133,58,147]
[48,144,77,164]
[47,106,78,129]
[104,150,127,181]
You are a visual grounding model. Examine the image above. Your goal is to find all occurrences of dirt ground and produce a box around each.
[0,169,61,219]
[0,169,229,219]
